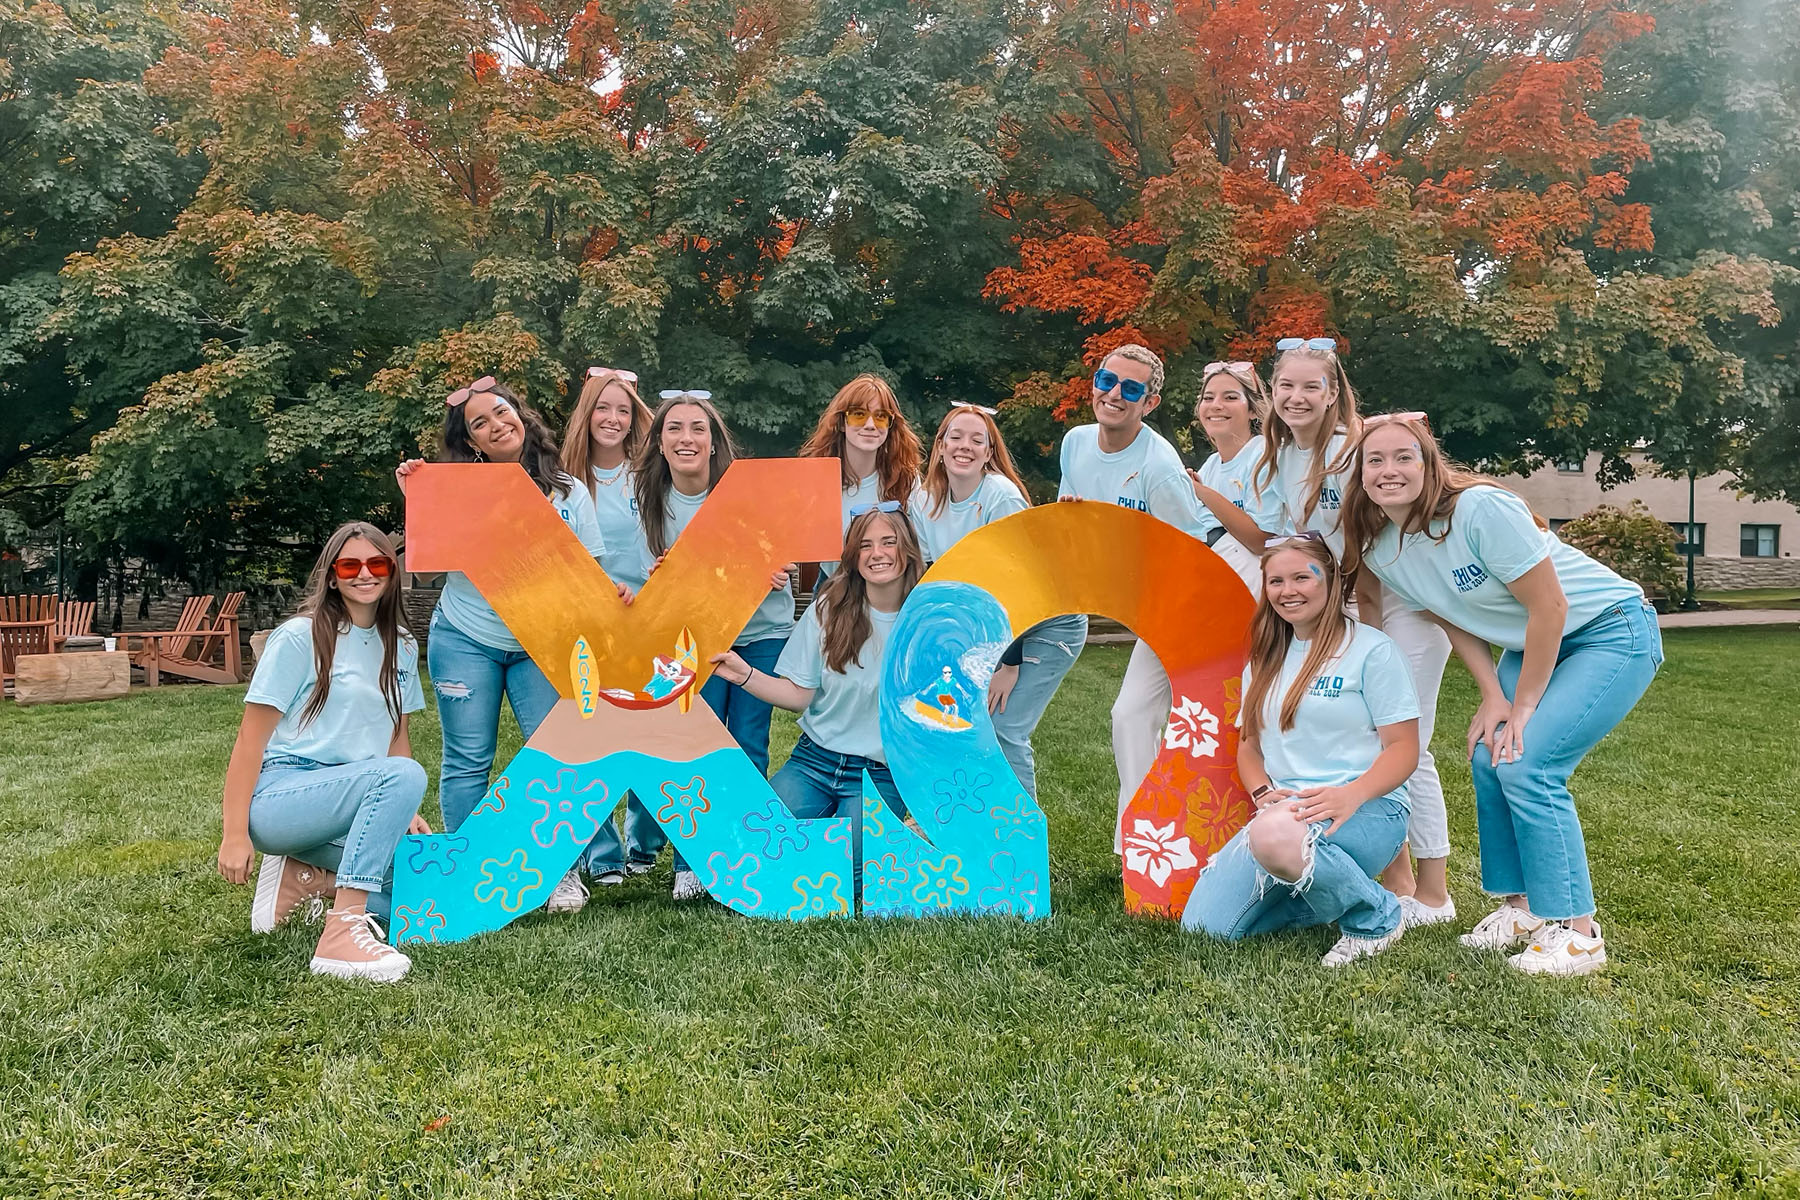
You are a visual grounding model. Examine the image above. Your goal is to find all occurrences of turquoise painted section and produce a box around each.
[864,581,1050,919]
[390,745,853,944]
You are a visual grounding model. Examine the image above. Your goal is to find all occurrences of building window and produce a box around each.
[1553,457,1586,474]
[1740,525,1780,558]
[1669,522,1705,556]
[1548,518,1572,533]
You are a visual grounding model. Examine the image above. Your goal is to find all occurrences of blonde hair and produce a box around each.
[1241,537,1352,742]
[1102,343,1165,397]
[561,370,654,496]
[1252,344,1360,524]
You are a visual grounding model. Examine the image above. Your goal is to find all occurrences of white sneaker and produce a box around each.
[671,869,706,901]
[309,910,411,983]
[1509,922,1607,976]
[1321,925,1403,967]
[593,870,626,887]
[1398,894,1458,928]
[1458,902,1545,951]
[624,860,656,877]
[545,870,589,914]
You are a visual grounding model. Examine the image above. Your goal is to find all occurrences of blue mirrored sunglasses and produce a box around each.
[848,499,902,517]
[1092,368,1149,404]
[1275,337,1338,353]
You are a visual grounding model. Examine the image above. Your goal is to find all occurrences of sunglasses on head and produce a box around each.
[659,389,712,402]
[1202,361,1256,381]
[1275,337,1337,353]
[1362,410,1428,430]
[1092,368,1149,405]
[1264,531,1327,550]
[848,499,902,517]
[845,406,892,430]
[445,376,498,407]
[589,366,639,383]
[332,555,396,580]
[948,401,998,416]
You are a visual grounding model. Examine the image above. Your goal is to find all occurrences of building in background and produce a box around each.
[1510,453,1800,589]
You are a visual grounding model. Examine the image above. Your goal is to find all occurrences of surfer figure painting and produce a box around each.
[913,664,976,730]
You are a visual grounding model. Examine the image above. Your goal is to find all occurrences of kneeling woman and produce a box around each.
[216,522,428,983]
[709,505,923,827]
[1181,535,1421,966]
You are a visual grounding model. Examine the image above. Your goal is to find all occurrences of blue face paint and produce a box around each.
[1306,563,1323,580]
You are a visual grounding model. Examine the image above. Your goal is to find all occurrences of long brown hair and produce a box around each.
[1241,536,1352,742]
[815,508,925,673]
[561,369,654,497]
[1194,364,1267,448]
[297,522,409,729]
[633,393,741,558]
[1340,416,1548,575]
[1251,344,1360,524]
[440,379,572,500]
[798,374,922,501]
[921,407,1030,519]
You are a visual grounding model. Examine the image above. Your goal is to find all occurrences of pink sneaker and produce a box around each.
[251,855,336,933]
[309,910,411,983]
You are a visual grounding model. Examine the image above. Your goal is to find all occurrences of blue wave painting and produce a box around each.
[867,580,1050,919]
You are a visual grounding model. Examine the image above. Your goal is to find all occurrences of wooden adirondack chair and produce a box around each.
[122,592,247,686]
[52,599,96,647]
[0,595,58,688]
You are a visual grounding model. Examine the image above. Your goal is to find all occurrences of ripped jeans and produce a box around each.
[1181,793,1408,941]
[426,610,560,833]
[993,615,1087,798]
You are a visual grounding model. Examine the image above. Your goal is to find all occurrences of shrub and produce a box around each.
[1558,500,1685,610]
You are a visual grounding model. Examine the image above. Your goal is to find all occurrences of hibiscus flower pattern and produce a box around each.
[1162,694,1221,759]
[1122,819,1199,888]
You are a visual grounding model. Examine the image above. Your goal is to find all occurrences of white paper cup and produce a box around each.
[104,637,117,652]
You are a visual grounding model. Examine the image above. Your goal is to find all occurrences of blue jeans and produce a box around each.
[248,755,429,917]
[770,732,906,888]
[578,792,656,876]
[1181,793,1408,940]
[632,635,787,873]
[993,615,1086,798]
[1472,600,1663,920]
[426,611,560,833]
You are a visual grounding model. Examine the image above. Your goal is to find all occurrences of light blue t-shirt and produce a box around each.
[907,474,1029,563]
[1240,621,1419,801]
[247,616,426,765]
[436,474,606,651]
[1249,432,1352,553]
[663,486,796,646]
[1057,424,1217,539]
[774,597,898,762]
[1199,436,1265,513]
[589,462,652,590]
[1364,485,1645,652]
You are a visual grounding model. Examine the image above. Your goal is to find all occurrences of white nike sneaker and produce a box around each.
[1458,902,1545,951]
[544,870,589,914]
[1398,894,1458,928]
[671,869,706,901]
[1509,922,1607,976]
[1321,925,1403,967]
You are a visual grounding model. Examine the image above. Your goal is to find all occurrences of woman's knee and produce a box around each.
[379,756,429,800]
[1246,808,1307,881]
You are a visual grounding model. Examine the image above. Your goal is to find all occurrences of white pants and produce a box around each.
[1111,534,1263,852]
[1380,590,1452,859]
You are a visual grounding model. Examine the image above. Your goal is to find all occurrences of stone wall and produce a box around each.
[404,587,441,646]
[1693,557,1800,590]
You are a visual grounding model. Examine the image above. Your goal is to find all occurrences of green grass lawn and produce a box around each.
[1698,589,1800,611]
[2,630,1797,1198]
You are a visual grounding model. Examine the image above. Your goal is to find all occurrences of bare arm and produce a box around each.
[218,704,281,884]
[1188,472,1272,551]
[709,651,816,713]
[1356,572,1384,629]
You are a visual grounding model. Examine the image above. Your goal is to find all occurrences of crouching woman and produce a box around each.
[215,522,428,983]
[1181,534,1420,967]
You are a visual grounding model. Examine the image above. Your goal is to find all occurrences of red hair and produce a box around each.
[798,374,922,501]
